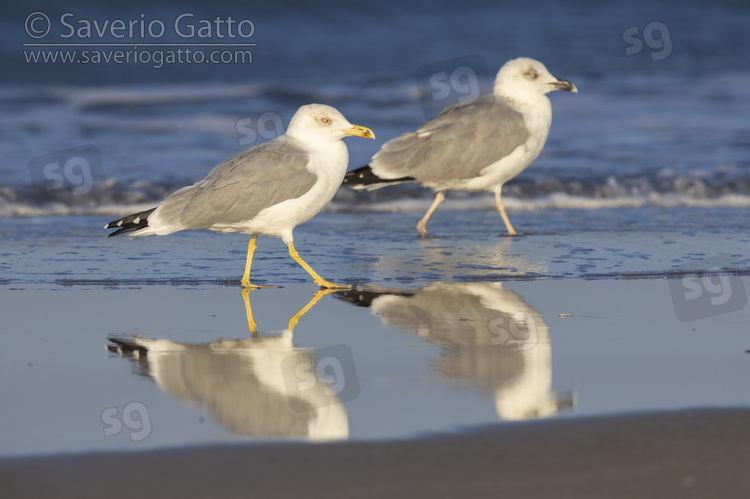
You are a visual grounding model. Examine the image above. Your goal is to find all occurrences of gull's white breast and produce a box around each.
[219,141,349,243]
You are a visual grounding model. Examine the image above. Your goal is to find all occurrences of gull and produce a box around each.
[105,104,374,288]
[336,282,575,420]
[343,57,577,236]
[106,289,348,440]
[109,334,350,440]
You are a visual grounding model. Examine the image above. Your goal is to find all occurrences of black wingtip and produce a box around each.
[342,165,376,186]
[104,207,156,238]
[106,337,148,356]
[343,165,414,189]
[334,288,415,308]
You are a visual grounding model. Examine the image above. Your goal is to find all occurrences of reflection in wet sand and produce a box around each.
[107,289,349,441]
[369,237,548,280]
[337,282,574,420]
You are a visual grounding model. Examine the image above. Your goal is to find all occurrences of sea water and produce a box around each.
[1,0,750,457]
[1,0,749,221]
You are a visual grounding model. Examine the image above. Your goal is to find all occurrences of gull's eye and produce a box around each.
[527,70,538,79]
[320,117,330,124]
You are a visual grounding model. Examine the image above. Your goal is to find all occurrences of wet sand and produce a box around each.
[3,211,750,285]
[3,212,750,496]
[3,408,750,498]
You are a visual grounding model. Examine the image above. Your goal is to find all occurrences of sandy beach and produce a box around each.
[2,210,750,496]
[3,408,750,498]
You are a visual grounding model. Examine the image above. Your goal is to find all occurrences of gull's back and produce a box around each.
[134,135,316,237]
[370,94,531,186]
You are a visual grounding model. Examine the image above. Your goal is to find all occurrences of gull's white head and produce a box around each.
[286,103,374,146]
[493,57,577,103]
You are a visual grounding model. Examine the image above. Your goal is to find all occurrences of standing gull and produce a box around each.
[343,57,577,236]
[105,104,374,288]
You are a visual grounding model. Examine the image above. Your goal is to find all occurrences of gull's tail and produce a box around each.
[104,207,156,238]
[342,165,414,191]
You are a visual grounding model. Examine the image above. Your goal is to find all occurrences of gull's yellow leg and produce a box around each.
[494,190,517,236]
[416,190,446,237]
[288,288,337,331]
[240,288,258,337]
[240,235,274,288]
[287,242,351,289]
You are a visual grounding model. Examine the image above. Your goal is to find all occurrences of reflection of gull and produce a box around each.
[344,58,577,236]
[338,282,573,420]
[105,104,374,288]
[107,289,348,440]
[368,237,548,282]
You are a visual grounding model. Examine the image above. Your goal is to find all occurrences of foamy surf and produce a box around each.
[5,191,750,218]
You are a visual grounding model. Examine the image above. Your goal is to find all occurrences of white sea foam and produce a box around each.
[5,192,750,219]
[328,192,750,214]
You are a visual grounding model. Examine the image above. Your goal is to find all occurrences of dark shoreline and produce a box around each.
[3,408,750,498]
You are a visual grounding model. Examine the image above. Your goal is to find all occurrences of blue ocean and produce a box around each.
[2,0,749,219]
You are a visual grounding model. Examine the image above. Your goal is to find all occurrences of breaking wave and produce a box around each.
[4,169,750,217]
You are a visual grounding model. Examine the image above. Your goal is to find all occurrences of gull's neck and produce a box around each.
[494,86,553,134]
[285,132,349,180]
[287,129,345,154]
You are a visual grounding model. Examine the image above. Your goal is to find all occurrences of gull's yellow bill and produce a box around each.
[342,125,375,139]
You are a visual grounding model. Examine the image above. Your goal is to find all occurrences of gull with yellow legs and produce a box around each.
[106,103,374,288]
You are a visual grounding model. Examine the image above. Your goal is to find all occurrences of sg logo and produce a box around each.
[669,255,747,322]
[623,21,672,61]
[101,401,152,442]
[487,311,539,351]
[428,66,482,103]
[236,112,286,147]
[28,145,105,197]
[281,344,360,412]
[415,54,491,120]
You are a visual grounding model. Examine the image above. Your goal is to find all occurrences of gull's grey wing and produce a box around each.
[154,135,317,230]
[370,94,530,182]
